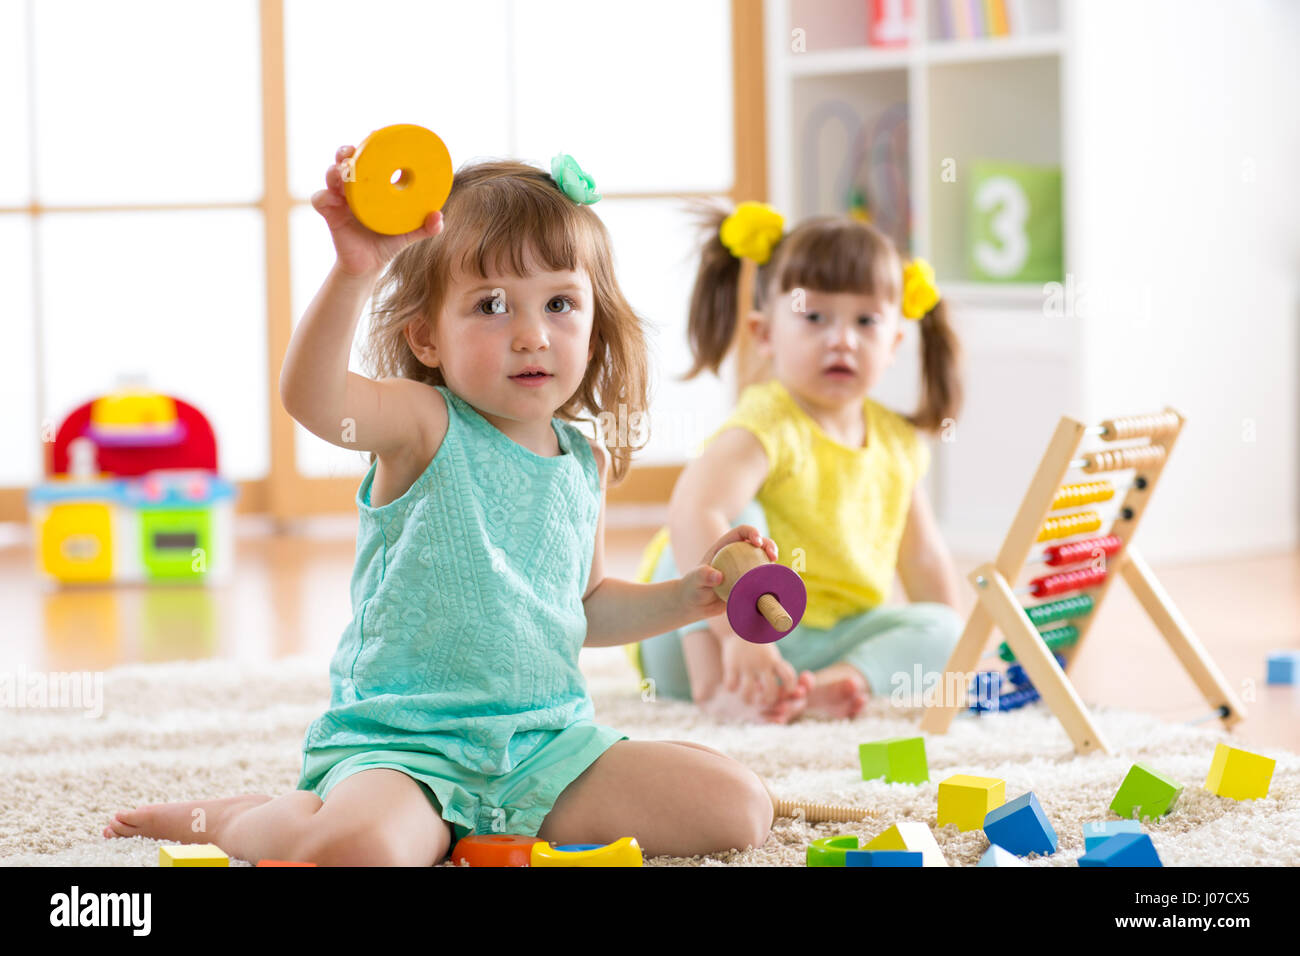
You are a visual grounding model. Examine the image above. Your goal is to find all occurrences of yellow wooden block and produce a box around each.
[937,774,1006,832]
[866,822,948,867]
[1204,743,1275,800]
[159,844,229,867]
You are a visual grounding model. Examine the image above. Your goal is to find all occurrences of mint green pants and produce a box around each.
[638,500,963,701]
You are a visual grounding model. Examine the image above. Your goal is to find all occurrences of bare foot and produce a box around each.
[103,793,272,845]
[699,671,816,724]
[804,664,870,719]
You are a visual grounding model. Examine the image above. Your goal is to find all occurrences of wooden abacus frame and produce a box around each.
[920,408,1246,755]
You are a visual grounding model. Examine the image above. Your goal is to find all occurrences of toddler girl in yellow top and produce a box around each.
[633,204,965,723]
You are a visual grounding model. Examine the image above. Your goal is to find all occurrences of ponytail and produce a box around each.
[680,203,747,381]
[910,297,963,432]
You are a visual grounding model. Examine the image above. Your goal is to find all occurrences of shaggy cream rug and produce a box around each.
[2,647,1297,867]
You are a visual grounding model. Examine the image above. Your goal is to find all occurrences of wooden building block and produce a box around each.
[159,844,228,867]
[983,792,1058,856]
[866,822,949,867]
[1110,763,1182,821]
[1204,743,1275,800]
[937,774,1006,832]
[858,736,929,784]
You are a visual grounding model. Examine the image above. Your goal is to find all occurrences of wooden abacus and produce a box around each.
[920,408,1245,755]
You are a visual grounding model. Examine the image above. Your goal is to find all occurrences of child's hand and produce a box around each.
[311,144,444,278]
[677,525,779,619]
[720,636,800,709]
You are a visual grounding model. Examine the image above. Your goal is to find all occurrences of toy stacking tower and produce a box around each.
[921,409,1245,755]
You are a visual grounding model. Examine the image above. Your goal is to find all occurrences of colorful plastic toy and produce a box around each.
[341,124,453,236]
[529,836,642,867]
[923,409,1245,755]
[844,850,922,867]
[710,540,807,644]
[977,845,1027,867]
[865,822,948,867]
[858,736,929,784]
[1204,743,1275,801]
[256,860,317,866]
[1266,651,1299,685]
[28,386,236,585]
[451,834,542,867]
[983,792,1058,857]
[1078,832,1163,867]
[159,844,229,867]
[937,775,1006,832]
[1110,763,1182,821]
[1082,819,1142,852]
[806,835,860,867]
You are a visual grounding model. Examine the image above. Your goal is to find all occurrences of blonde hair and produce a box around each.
[359,159,650,484]
[683,205,962,432]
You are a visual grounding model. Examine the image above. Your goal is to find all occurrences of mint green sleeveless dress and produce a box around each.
[298,385,626,841]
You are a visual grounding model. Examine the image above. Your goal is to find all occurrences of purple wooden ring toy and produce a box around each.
[726,563,807,644]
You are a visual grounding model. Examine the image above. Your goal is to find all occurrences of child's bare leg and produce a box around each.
[803,661,871,719]
[681,628,814,724]
[538,740,772,857]
[104,769,451,866]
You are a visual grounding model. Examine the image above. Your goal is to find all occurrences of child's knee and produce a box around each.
[300,817,448,867]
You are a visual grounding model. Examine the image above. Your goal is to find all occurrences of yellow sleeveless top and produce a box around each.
[634,378,929,645]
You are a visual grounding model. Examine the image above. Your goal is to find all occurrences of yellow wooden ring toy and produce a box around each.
[529,836,643,867]
[342,124,453,235]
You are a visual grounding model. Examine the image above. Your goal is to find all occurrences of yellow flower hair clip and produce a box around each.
[902,258,940,320]
[719,201,784,265]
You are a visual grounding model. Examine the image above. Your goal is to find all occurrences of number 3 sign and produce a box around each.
[968,160,1063,282]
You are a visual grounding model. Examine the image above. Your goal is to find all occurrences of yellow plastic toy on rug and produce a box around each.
[530,836,642,867]
[342,124,453,235]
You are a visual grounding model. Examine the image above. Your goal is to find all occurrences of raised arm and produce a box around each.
[279,143,444,457]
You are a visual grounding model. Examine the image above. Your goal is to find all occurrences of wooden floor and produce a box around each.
[4,513,1298,752]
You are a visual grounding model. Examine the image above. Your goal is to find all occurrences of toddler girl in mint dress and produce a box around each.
[103,151,775,865]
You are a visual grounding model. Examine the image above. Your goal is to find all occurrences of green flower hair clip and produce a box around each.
[551,153,601,205]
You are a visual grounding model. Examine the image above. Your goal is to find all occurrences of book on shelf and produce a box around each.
[868,0,913,48]
[935,0,1031,40]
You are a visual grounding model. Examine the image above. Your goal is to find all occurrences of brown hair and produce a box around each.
[682,204,961,432]
[360,159,651,484]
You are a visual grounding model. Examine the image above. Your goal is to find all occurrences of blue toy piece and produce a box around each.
[1082,819,1143,852]
[1267,651,1299,685]
[844,850,923,867]
[977,845,1026,867]
[554,844,605,851]
[1078,832,1162,867]
[983,792,1058,857]
[1006,654,1067,689]
[972,671,1002,708]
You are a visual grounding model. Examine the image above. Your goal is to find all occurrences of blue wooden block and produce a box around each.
[1267,651,1299,685]
[1082,820,1143,852]
[977,845,1026,867]
[1078,832,1162,867]
[983,791,1058,856]
[844,850,923,867]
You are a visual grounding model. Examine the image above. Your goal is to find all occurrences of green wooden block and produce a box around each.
[1110,763,1183,821]
[859,736,929,784]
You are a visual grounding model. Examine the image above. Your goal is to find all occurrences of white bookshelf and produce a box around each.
[764,0,1300,562]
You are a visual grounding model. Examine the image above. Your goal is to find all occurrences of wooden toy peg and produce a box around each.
[711,540,807,644]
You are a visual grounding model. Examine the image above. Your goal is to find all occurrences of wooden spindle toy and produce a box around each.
[710,540,807,644]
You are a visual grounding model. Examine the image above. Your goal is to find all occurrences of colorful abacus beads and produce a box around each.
[1042,535,1124,567]
[1099,412,1180,442]
[1038,511,1103,542]
[1025,594,1095,627]
[999,624,1080,662]
[1082,444,1166,474]
[1051,481,1114,511]
[1029,567,1107,598]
